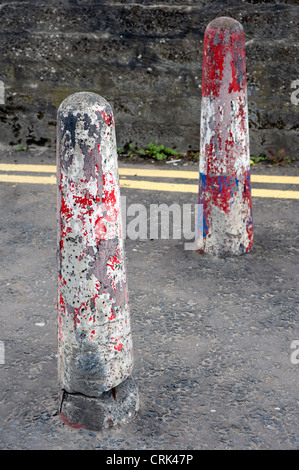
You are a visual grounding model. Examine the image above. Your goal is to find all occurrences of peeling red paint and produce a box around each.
[100,109,114,127]
[202,24,246,98]
[198,17,253,255]
[60,412,85,429]
[57,92,134,408]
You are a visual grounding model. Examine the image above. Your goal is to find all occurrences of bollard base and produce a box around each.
[59,376,139,431]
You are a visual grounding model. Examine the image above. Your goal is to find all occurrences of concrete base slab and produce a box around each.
[59,376,139,431]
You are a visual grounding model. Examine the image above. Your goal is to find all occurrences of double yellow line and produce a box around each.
[119,168,299,199]
[0,163,298,199]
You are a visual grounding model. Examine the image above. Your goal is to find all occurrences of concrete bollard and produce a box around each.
[197,17,253,256]
[57,92,139,430]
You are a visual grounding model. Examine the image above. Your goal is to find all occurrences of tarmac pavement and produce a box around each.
[0,146,298,451]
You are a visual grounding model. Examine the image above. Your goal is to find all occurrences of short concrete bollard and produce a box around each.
[197,17,253,256]
[57,92,139,430]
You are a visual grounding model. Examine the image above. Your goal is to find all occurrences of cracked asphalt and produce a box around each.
[0,146,298,450]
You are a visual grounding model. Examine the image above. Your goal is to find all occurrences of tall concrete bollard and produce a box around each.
[57,92,139,430]
[198,17,253,256]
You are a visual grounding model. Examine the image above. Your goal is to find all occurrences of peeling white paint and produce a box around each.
[57,92,134,396]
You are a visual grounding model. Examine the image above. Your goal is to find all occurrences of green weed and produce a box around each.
[15,142,26,152]
[250,149,291,166]
[118,142,181,161]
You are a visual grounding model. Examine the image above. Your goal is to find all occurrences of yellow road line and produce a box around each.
[251,188,299,199]
[251,175,299,185]
[119,168,299,185]
[0,174,56,185]
[120,179,196,193]
[0,167,298,199]
[0,163,298,185]
[120,168,197,179]
[120,179,299,199]
[0,163,57,173]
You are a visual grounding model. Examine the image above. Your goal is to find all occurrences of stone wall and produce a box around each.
[0,0,298,159]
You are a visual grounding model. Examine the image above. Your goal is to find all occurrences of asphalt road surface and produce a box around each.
[0,146,298,450]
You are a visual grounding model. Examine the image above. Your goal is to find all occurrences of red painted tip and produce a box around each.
[202,16,247,98]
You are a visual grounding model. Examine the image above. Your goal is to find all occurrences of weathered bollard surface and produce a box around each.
[57,92,139,430]
[198,17,253,256]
